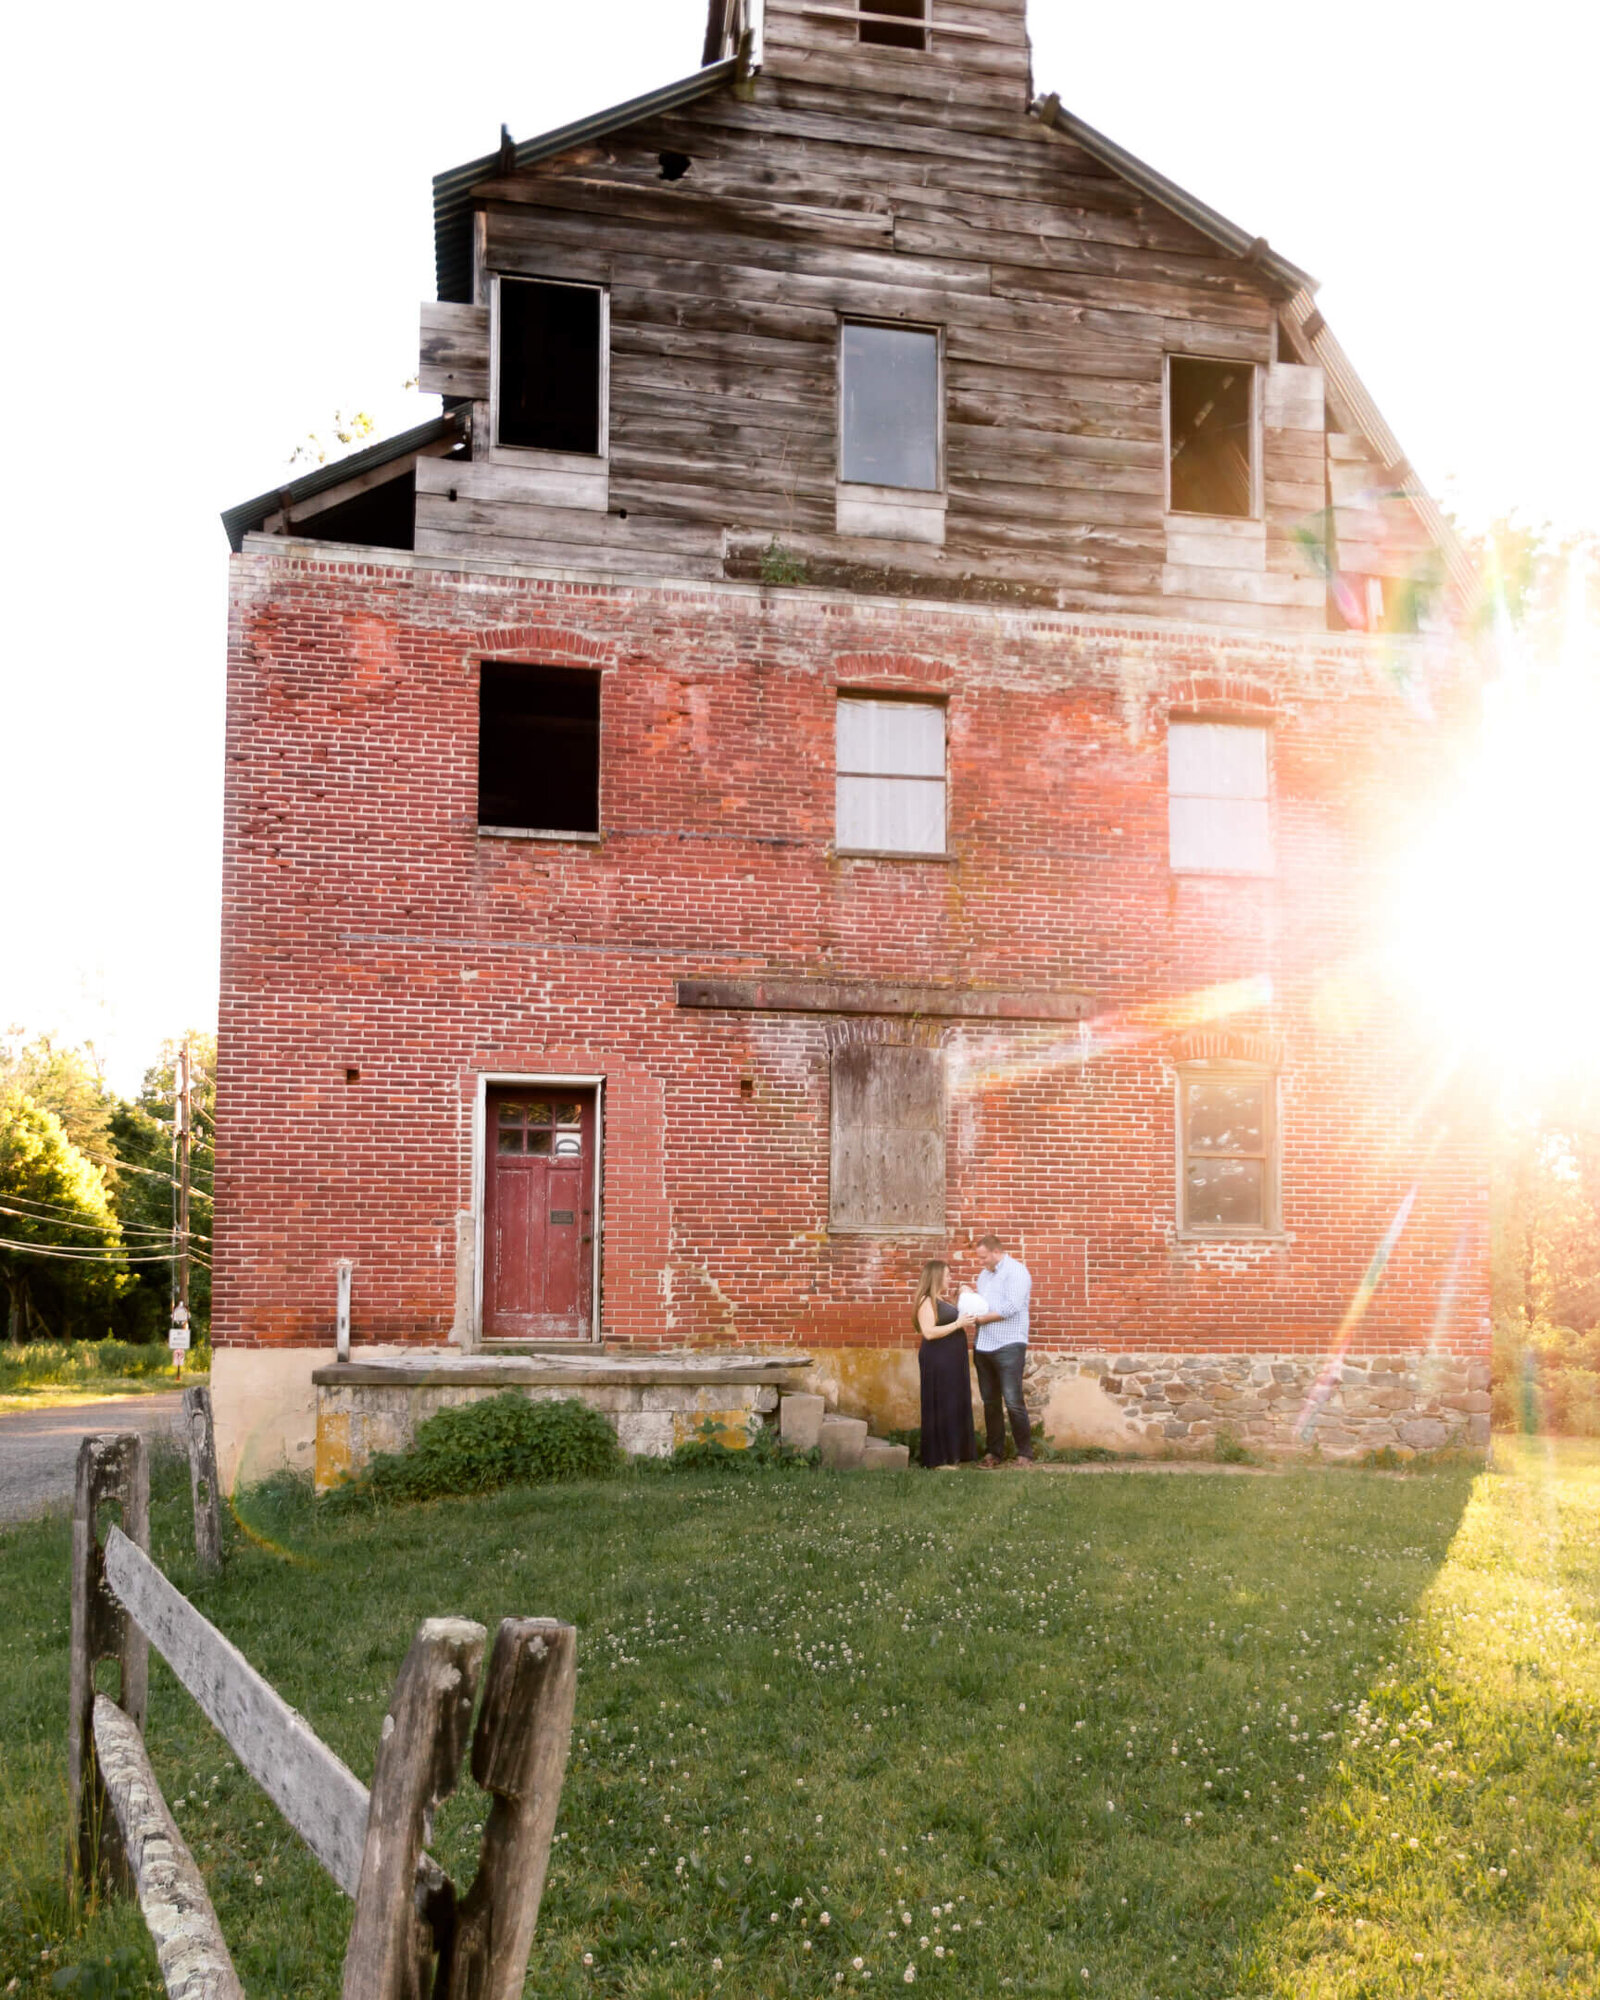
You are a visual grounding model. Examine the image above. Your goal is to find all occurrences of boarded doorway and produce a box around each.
[482,1084,598,1340]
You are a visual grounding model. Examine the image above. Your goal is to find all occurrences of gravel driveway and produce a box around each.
[0,1394,183,1526]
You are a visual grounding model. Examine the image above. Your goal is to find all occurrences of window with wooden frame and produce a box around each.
[1178,1067,1279,1233]
[1167,720,1272,875]
[1167,355,1257,518]
[857,0,927,48]
[830,1041,945,1233]
[478,661,601,837]
[839,321,942,492]
[493,277,607,456]
[836,693,946,855]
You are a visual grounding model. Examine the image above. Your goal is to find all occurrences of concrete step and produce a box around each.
[779,1392,826,1452]
[818,1414,869,1469]
[860,1438,910,1471]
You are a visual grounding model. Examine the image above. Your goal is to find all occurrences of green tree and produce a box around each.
[0,1031,120,1186]
[0,1090,127,1342]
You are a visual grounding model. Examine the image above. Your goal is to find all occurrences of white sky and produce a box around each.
[2,0,1594,1095]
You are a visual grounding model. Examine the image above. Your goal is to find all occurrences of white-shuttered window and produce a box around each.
[1168,721,1272,874]
[836,696,946,855]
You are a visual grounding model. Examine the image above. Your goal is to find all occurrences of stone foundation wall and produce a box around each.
[1027,1349,1491,1460]
[314,1374,782,1490]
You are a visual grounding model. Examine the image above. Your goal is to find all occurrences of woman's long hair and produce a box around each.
[912,1259,949,1332]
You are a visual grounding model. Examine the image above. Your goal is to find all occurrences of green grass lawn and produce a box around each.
[2,1441,1597,1998]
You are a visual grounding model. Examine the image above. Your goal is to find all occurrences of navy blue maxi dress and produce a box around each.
[919,1300,977,1468]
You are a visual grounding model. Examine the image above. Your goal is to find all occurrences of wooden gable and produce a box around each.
[248,0,1458,634]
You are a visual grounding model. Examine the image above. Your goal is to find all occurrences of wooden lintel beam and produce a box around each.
[675,977,1094,1022]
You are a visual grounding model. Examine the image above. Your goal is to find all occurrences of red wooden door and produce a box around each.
[483,1087,596,1340]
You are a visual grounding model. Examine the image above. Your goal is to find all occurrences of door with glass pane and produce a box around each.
[483,1086,597,1339]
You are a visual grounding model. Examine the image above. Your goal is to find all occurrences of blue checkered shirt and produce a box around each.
[974,1255,1031,1353]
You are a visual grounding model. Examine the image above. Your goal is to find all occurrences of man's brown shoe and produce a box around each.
[1015,1455,1036,1469]
[979,1453,1000,1469]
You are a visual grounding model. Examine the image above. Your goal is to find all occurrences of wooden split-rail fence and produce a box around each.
[69,1430,576,2000]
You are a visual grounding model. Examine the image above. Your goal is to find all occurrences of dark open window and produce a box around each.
[478,662,601,835]
[1168,356,1255,517]
[859,0,927,48]
[495,279,604,455]
[829,1042,945,1233]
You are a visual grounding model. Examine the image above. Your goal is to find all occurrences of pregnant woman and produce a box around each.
[913,1259,977,1470]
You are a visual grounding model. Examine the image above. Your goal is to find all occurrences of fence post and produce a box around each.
[182,1385,224,1577]
[67,1433,150,1891]
[341,1618,486,2000]
[447,1619,577,2000]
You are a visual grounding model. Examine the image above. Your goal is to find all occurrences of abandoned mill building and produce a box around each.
[215,0,1490,1487]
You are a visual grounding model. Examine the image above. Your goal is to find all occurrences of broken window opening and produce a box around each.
[283,471,416,552]
[658,150,692,181]
[478,661,601,835]
[495,278,604,456]
[859,0,928,48]
[830,1041,945,1233]
[1168,355,1255,518]
[836,694,946,855]
[1168,720,1272,875]
[1179,1069,1277,1232]
[840,321,941,491]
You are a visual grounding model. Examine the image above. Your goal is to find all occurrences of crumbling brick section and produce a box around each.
[216,543,1488,1451]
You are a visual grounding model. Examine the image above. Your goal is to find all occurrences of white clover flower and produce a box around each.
[821,1913,831,1926]
[853,1957,866,1971]
[919,1936,930,1949]
[712,1957,722,1971]
[934,1946,946,1959]
[904,1967,916,1984]
[582,1953,594,1967]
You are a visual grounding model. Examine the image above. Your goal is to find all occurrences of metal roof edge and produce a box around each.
[219,413,461,552]
[433,59,741,300]
[1032,94,1318,299]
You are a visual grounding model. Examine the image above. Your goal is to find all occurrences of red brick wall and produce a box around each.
[216,545,1488,1367]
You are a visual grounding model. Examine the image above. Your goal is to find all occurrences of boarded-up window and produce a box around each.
[1168,356,1255,517]
[496,278,605,455]
[1168,721,1272,874]
[830,1043,945,1233]
[840,322,940,491]
[836,695,945,854]
[1180,1071,1276,1231]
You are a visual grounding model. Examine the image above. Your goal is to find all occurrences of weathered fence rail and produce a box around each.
[70,1430,577,2000]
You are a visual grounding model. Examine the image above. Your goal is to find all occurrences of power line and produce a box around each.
[0,1202,178,1242]
[0,1236,176,1264]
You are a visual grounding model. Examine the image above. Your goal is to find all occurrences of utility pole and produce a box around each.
[171,1038,192,1378]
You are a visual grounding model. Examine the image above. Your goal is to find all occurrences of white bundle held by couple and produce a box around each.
[957,1287,987,1320]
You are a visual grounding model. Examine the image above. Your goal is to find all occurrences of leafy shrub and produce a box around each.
[335,1393,619,1506]
[883,1426,921,1458]
[663,1416,817,1474]
[1213,1429,1254,1465]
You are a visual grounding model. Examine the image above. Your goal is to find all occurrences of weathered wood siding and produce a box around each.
[408,0,1436,628]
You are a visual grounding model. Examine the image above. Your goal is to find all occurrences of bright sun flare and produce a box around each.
[1384,555,1599,1092]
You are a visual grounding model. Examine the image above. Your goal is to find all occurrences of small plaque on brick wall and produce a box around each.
[550,1209,576,1225]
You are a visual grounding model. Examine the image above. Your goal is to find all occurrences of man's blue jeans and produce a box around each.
[975,1342,1031,1460]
